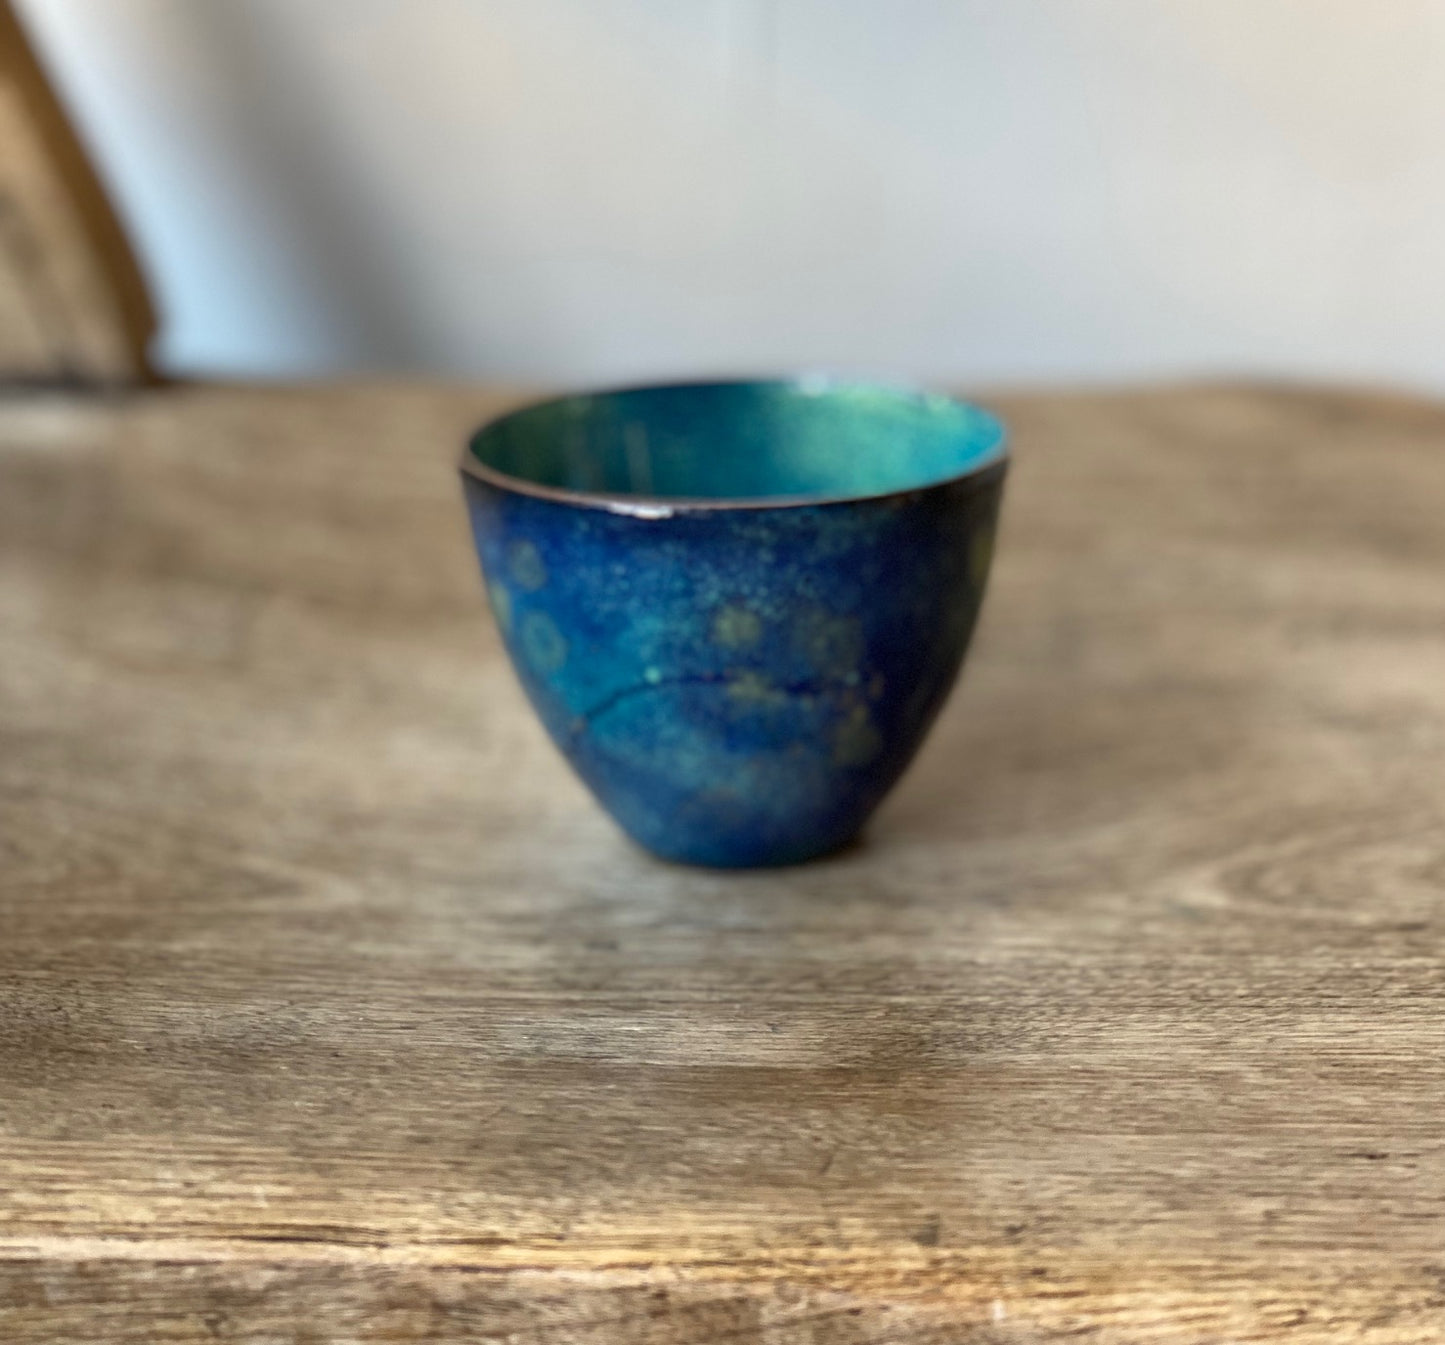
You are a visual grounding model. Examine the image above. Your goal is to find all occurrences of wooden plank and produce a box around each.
[0,1,154,384]
[2,382,1445,1341]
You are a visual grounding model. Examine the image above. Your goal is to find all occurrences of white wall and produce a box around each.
[17,0,1445,390]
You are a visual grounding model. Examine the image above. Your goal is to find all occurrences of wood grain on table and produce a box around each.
[2,383,1444,1343]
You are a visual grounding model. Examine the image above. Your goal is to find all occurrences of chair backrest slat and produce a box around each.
[0,0,155,386]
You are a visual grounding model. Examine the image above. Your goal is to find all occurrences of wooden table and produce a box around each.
[3,382,1445,1343]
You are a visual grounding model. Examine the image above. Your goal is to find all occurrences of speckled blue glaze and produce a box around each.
[461,380,1007,867]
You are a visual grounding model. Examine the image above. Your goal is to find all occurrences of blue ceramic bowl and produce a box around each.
[460,379,1007,867]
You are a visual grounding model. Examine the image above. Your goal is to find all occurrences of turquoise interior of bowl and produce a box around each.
[468,379,1006,503]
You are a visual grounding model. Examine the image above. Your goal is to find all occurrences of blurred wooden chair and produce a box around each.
[0,0,154,385]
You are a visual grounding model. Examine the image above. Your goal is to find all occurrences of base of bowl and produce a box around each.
[621,824,865,870]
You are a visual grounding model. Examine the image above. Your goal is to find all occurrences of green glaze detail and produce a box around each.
[725,671,790,709]
[832,704,883,767]
[794,609,865,678]
[521,610,567,674]
[711,604,763,650]
[507,539,548,591]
